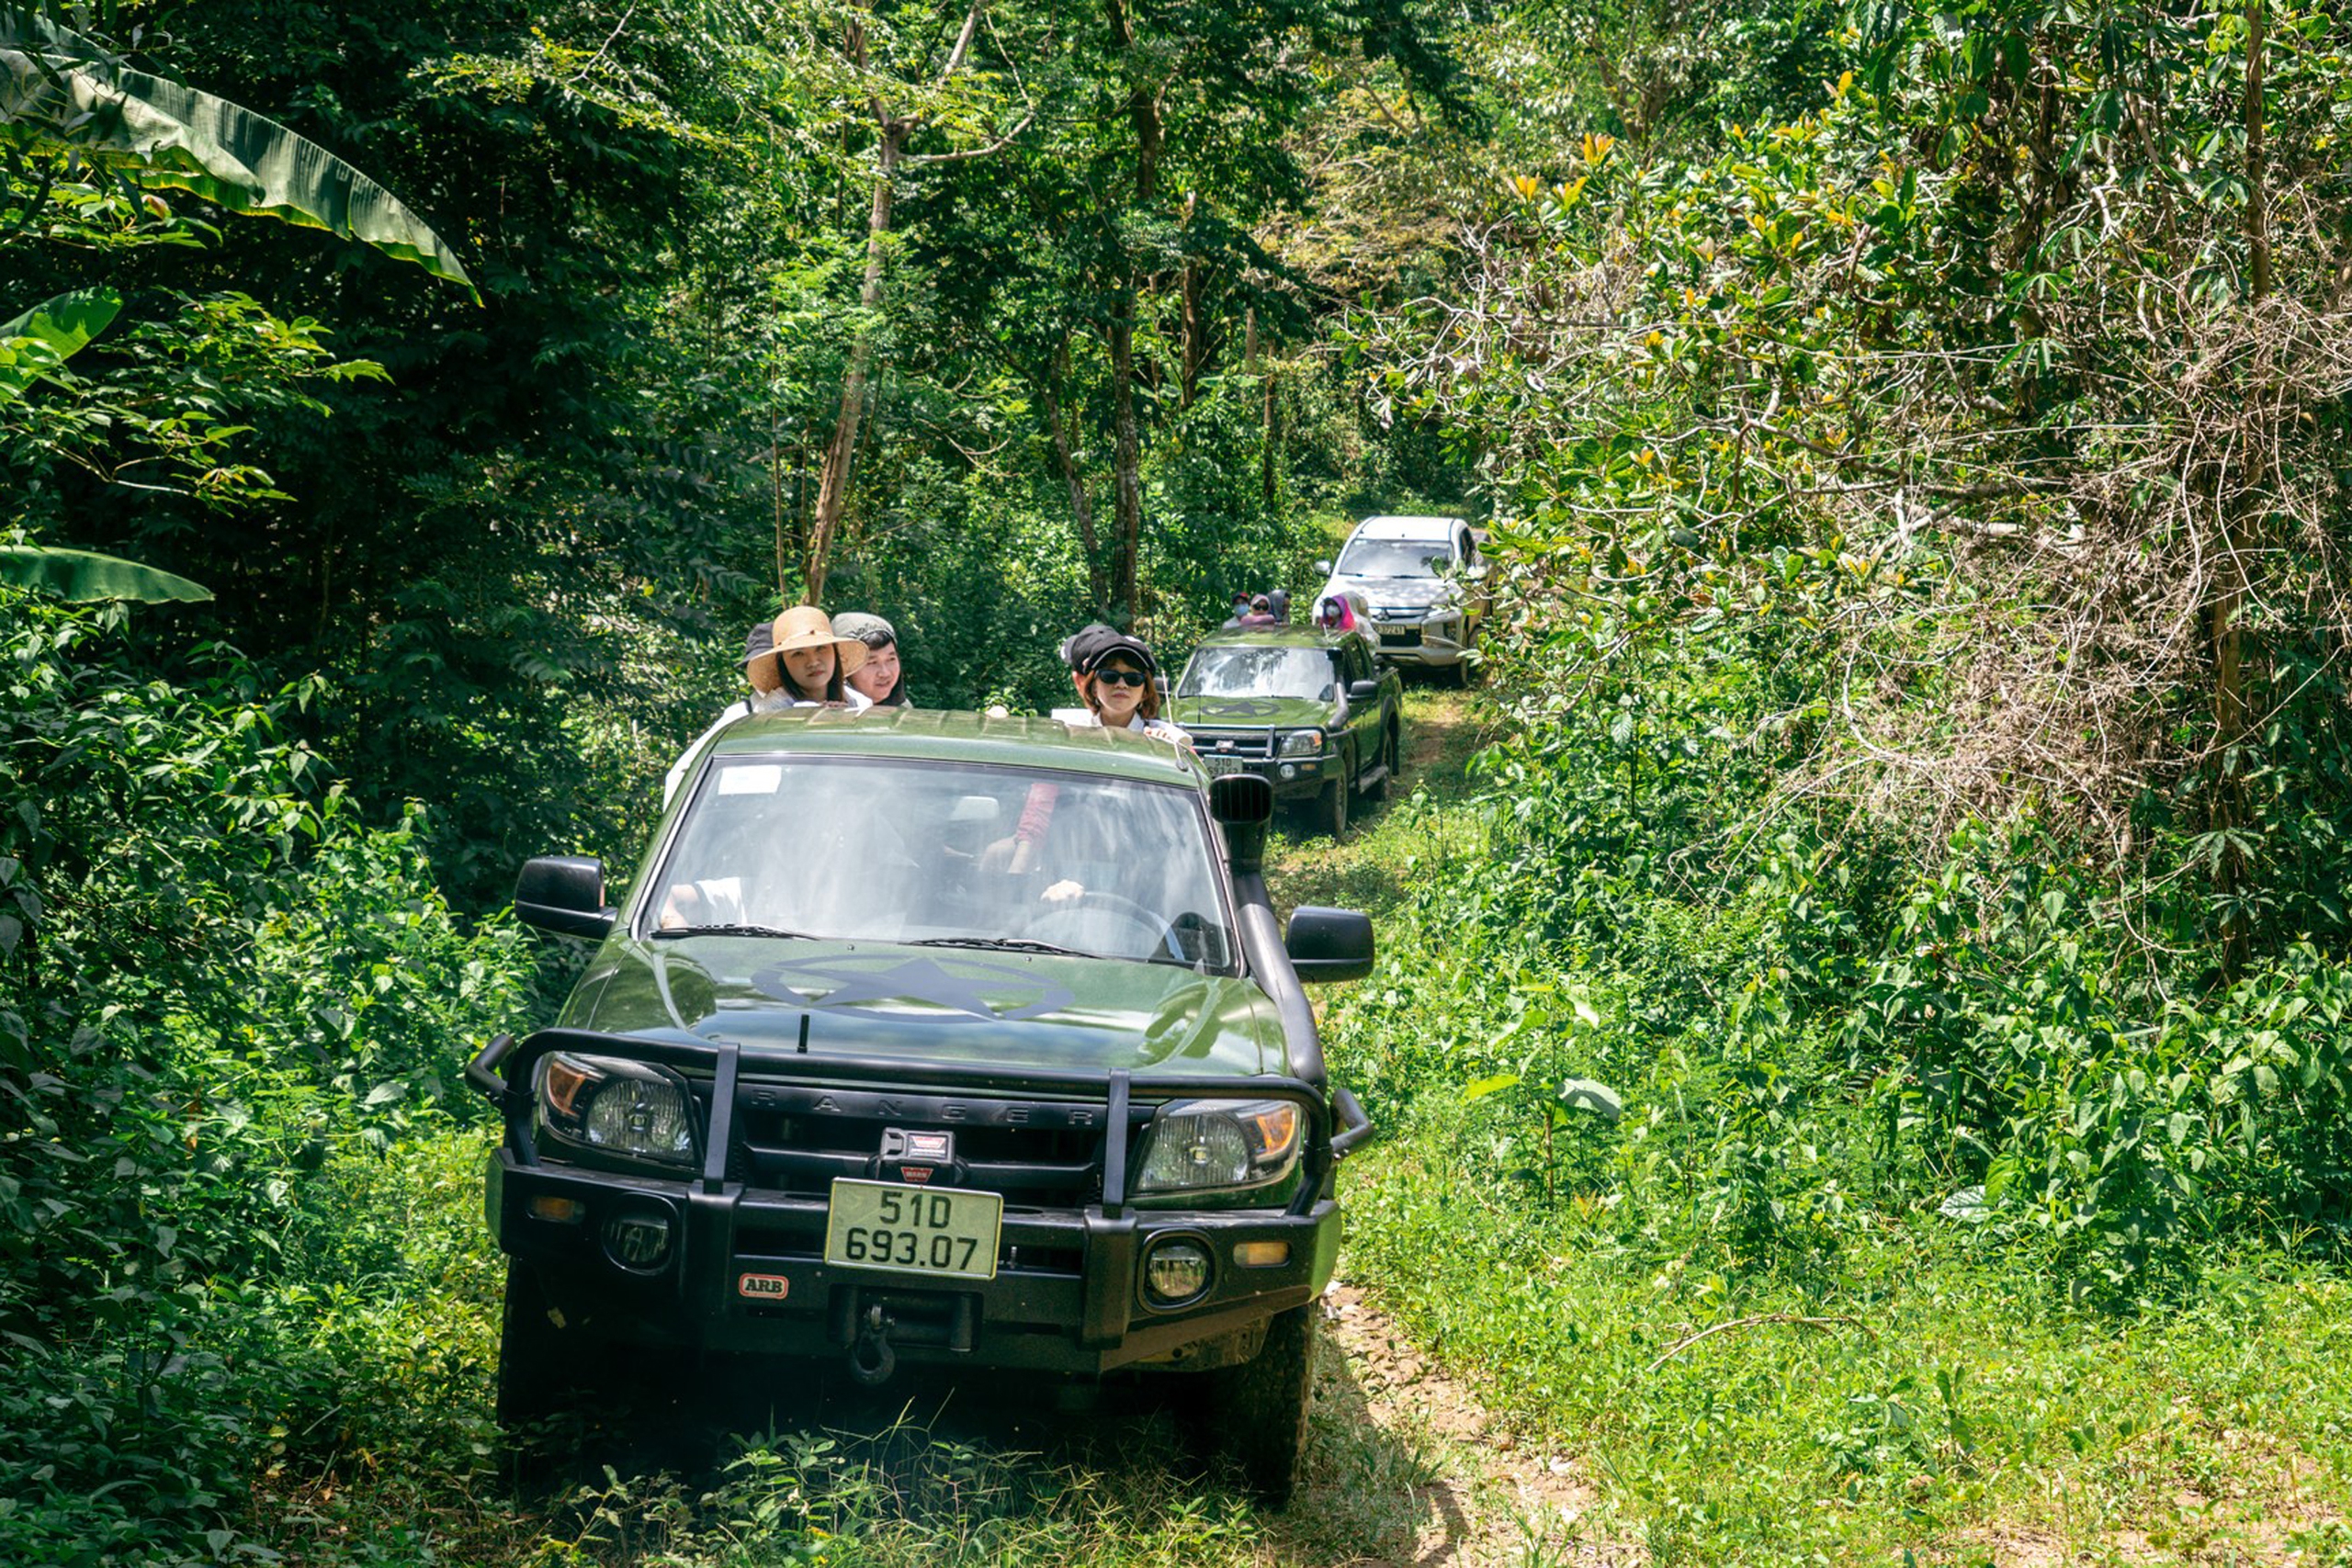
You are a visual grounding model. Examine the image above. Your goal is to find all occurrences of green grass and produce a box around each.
[1287,682,2352,1564]
[1268,681,1495,920]
[1334,1127,2352,1565]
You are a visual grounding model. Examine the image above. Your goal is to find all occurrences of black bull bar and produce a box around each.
[468,1028,1372,1359]
[468,1026,1372,1217]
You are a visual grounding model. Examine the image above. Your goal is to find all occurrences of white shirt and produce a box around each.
[1053,707,1191,747]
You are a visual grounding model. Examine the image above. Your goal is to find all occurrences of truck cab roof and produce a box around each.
[1351,513,1464,540]
[706,705,1204,789]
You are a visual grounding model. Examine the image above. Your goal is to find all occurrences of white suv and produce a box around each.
[1314,515,1485,679]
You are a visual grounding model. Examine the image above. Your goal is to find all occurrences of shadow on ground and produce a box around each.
[505,1321,1469,1563]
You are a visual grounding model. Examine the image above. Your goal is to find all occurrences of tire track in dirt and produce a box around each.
[1276,1281,1635,1567]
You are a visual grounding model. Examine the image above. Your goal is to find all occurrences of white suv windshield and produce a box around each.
[1338,536,1451,577]
[651,757,1236,971]
[1180,646,1338,700]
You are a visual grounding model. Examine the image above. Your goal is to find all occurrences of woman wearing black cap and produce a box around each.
[1079,633,1189,746]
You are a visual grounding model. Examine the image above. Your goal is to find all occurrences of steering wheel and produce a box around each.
[1026,889,1183,961]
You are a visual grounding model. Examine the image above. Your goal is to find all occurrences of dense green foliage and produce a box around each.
[5,0,1463,906]
[9,0,2352,1560]
[1345,0,2352,1290]
[0,590,538,1563]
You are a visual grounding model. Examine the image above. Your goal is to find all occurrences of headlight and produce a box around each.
[1133,1099,1302,1195]
[535,1052,699,1168]
[1278,729,1324,757]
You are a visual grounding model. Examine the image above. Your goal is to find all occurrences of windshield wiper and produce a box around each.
[909,936,1091,957]
[651,922,827,941]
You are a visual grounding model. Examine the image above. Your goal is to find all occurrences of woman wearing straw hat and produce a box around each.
[770,605,872,710]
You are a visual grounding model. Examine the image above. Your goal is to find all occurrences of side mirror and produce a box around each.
[1313,558,1331,576]
[1347,679,1380,704]
[1285,906,1374,983]
[1208,772,1273,875]
[514,855,616,939]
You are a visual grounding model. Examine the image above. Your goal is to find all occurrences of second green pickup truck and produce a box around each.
[1170,627,1404,837]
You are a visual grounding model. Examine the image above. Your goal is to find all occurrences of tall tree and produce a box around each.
[804,0,1032,599]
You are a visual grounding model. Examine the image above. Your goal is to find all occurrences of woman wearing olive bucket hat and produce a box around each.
[770,605,872,710]
[832,611,910,707]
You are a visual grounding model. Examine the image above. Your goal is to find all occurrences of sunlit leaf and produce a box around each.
[1556,1078,1623,1122]
[0,287,122,402]
[1461,1073,1521,1104]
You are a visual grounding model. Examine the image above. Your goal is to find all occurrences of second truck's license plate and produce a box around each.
[823,1179,1002,1281]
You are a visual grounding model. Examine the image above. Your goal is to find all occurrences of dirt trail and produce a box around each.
[1276,1283,1633,1567]
[1267,682,1639,1566]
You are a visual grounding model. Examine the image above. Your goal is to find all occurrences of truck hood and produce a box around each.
[1170,694,1336,731]
[1325,572,1452,610]
[563,936,1285,1078]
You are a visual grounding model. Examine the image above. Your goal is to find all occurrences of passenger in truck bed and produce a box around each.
[771,606,874,710]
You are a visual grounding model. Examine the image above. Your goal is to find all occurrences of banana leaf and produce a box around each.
[0,546,213,603]
[0,285,121,402]
[1,17,473,294]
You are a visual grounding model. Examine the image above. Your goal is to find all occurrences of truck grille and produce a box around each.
[1188,729,1273,760]
[732,1091,1114,1211]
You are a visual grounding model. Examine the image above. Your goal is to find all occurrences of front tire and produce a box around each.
[496,1259,573,1431]
[1314,773,1348,839]
[1196,1304,1317,1506]
[1366,721,1398,802]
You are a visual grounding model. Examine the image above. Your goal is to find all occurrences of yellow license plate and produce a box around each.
[823,1179,1001,1281]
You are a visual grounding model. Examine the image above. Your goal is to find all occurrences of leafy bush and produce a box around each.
[0,591,536,1564]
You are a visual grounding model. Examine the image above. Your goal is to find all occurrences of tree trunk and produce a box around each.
[1261,367,1279,506]
[2211,0,2268,974]
[770,391,790,599]
[2245,0,2269,301]
[1102,0,1159,622]
[807,121,905,603]
[1041,344,1112,611]
[1181,260,1203,409]
[1249,306,1276,503]
[1104,0,1161,201]
[1106,299,1143,619]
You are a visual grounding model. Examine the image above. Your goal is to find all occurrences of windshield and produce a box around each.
[650,757,1236,971]
[1179,646,1339,701]
[1337,536,1453,578]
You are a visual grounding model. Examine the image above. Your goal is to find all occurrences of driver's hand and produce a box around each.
[658,885,704,930]
[1040,879,1085,903]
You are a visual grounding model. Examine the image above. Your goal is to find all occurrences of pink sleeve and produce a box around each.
[1008,781,1060,874]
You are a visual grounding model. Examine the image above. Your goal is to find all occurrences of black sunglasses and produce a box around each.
[1091,667,1149,688]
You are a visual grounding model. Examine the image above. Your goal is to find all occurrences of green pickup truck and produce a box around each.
[470,709,1375,1503]
[1170,626,1405,838]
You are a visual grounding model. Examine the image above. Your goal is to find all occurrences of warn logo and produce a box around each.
[737,1272,790,1301]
